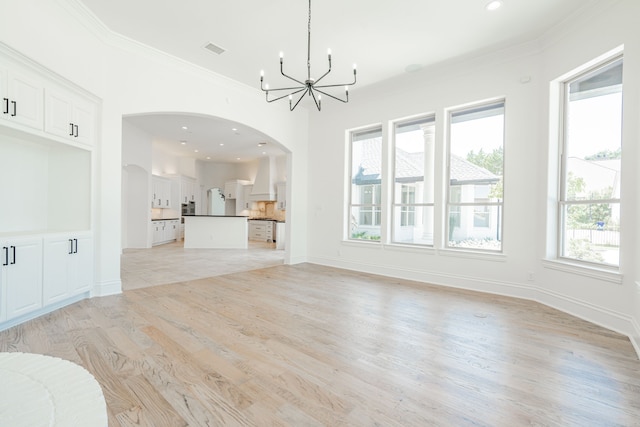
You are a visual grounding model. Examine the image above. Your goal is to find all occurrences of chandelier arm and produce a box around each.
[313,88,347,104]
[313,60,332,85]
[308,88,322,111]
[262,85,306,92]
[290,88,311,111]
[280,62,307,86]
[314,73,357,90]
[267,88,306,103]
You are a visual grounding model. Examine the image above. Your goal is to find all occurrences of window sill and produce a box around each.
[542,259,622,284]
[383,243,436,255]
[437,248,507,262]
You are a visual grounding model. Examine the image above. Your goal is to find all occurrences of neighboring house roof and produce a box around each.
[449,154,500,185]
[352,139,500,185]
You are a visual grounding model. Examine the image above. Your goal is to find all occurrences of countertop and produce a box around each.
[151,218,179,221]
[184,215,248,218]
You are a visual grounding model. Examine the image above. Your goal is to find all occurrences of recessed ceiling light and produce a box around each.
[181,126,188,130]
[485,0,502,11]
[236,157,241,160]
[206,156,211,160]
[220,143,224,146]
[180,141,187,145]
[232,128,237,132]
[262,152,267,155]
[194,149,199,153]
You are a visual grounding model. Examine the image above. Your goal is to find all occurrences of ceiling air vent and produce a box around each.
[204,42,226,55]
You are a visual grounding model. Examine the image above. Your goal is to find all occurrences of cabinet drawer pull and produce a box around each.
[69,123,74,136]
[10,100,16,117]
[2,98,8,114]
[2,246,7,266]
[69,239,74,254]
[74,124,79,137]
[10,246,16,264]
[74,239,78,254]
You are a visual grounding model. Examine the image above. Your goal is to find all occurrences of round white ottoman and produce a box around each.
[0,352,108,427]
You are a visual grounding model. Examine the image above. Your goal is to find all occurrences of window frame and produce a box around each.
[445,99,506,253]
[557,55,623,268]
[347,126,383,242]
[390,114,436,247]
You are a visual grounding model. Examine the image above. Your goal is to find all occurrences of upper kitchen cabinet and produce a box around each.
[152,175,172,208]
[45,85,97,146]
[0,59,44,132]
[224,179,250,199]
[180,176,196,204]
[276,182,287,210]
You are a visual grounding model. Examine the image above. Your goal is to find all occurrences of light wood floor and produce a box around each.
[1,257,640,425]
[121,240,285,290]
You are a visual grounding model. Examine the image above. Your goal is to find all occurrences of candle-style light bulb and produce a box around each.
[260,70,264,77]
[327,48,332,59]
[345,85,349,93]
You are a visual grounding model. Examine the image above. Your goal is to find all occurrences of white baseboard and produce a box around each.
[91,280,122,297]
[309,255,639,359]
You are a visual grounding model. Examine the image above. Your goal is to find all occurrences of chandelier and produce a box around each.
[260,0,357,111]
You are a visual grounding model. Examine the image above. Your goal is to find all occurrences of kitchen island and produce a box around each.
[183,215,248,249]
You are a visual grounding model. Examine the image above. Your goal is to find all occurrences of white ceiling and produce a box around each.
[81,0,593,162]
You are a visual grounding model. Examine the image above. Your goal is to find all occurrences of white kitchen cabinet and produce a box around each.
[242,185,254,210]
[165,220,179,242]
[44,85,96,146]
[224,179,250,199]
[152,176,172,208]
[0,60,44,132]
[276,182,287,210]
[42,233,93,305]
[180,177,196,204]
[0,236,43,321]
[248,220,274,242]
[152,220,179,245]
[152,221,165,245]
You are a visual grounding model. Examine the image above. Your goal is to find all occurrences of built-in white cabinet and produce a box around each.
[0,236,43,322]
[224,179,250,199]
[0,43,97,331]
[181,177,196,204]
[248,220,274,242]
[152,219,180,246]
[0,60,44,132]
[44,86,96,146]
[152,175,172,208]
[242,185,254,210]
[275,222,285,250]
[42,233,93,305]
[276,182,287,211]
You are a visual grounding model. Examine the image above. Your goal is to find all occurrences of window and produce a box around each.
[349,127,382,241]
[446,101,504,251]
[391,116,436,245]
[559,57,622,267]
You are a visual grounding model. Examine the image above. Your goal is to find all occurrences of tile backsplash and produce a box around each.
[249,201,285,221]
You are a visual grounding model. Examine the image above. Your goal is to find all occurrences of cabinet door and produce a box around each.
[243,185,253,210]
[44,89,73,140]
[71,98,95,146]
[224,181,236,199]
[5,68,44,131]
[3,237,43,320]
[277,183,287,210]
[42,236,73,305]
[69,235,93,294]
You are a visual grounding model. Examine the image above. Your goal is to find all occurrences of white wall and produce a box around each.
[1,0,309,296]
[307,1,640,355]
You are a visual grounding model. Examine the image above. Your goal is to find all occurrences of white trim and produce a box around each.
[0,293,87,332]
[91,280,122,297]
[542,259,622,284]
[437,248,507,262]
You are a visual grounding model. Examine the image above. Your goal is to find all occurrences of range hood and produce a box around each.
[250,156,276,201]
